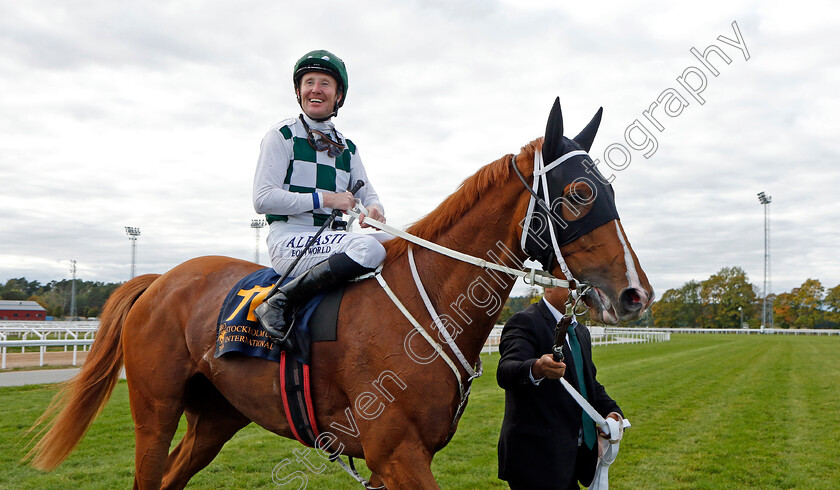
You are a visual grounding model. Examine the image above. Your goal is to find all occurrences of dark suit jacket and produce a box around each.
[497,300,622,489]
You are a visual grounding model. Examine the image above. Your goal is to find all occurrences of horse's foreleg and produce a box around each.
[364,433,439,489]
[160,379,250,490]
[368,472,385,489]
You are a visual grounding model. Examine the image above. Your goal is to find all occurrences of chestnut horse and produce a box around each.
[28,99,652,488]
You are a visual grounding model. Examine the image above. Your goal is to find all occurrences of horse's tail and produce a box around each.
[25,273,161,471]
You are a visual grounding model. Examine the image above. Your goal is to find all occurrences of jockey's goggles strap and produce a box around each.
[299,115,345,158]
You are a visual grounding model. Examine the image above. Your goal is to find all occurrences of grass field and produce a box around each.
[1,334,839,488]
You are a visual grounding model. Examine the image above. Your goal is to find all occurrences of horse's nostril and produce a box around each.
[619,288,645,312]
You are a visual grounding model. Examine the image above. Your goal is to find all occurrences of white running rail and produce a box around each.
[0,321,99,368]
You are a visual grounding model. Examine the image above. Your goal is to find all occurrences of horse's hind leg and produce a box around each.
[160,376,250,490]
[124,318,194,489]
[128,370,186,490]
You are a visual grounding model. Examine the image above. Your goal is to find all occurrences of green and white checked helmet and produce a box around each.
[293,50,349,109]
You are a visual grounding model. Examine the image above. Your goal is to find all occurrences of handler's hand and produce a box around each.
[360,205,385,228]
[599,412,623,438]
[323,191,355,211]
[532,354,566,379]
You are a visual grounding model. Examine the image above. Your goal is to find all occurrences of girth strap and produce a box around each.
[279,352,319,447]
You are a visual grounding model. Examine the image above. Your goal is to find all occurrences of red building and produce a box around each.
[0,300,47,320]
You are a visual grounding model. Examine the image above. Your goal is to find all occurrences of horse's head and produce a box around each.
[518,98,654,324]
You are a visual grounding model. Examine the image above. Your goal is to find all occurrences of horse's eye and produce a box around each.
[567,188,591,203]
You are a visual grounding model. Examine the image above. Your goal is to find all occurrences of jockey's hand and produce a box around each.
[532,354,565,379]
[360,205,385,229]
[323,191,355,211]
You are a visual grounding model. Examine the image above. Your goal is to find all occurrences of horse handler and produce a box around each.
[253,50,387,346]
[497,286,624,489]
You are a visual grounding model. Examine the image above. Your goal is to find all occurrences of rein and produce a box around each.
[345,204,575,289]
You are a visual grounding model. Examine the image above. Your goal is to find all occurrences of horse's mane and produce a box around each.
[383,139,540,263]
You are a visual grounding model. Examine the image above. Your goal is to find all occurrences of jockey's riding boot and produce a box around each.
[255,253,373,348]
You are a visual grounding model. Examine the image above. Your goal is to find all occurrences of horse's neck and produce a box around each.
[408,178,528,364]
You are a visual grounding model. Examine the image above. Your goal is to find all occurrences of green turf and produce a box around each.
[1,334,838,488]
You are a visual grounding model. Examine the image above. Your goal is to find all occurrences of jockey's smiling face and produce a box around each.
[297,72,342,120]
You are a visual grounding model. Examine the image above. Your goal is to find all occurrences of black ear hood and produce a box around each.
[573,107,603,152]
[542,98,565,163]
[542,98,603,159]
[521,99,619,271]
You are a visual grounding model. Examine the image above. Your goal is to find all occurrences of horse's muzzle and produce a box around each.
[618,287,652,320]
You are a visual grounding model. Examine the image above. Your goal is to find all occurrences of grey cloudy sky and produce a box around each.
[1,0,838,300]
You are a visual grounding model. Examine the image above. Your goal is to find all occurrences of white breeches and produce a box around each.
[267,224,389,276]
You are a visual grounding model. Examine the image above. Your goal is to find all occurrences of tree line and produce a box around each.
[651,266,840,329]
[0,277,121,319]
[497,266,840,330]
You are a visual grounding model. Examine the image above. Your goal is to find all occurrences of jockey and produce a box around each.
[253,50,387,346]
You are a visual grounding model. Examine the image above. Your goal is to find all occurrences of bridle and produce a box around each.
[509,150,588,298]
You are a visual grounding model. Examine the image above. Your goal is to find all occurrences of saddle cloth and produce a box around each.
[214,267,343,365]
